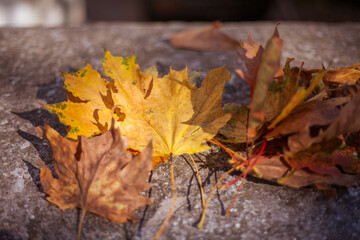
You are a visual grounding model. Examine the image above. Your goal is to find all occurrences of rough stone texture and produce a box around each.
[1,22,360,240]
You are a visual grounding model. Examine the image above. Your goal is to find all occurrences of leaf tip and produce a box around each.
[273,23,281,38]
[246,32,254,44]
[211,20,222,28]
[85,62,92,68]
[34,126,45,139]
[103,48,112,59]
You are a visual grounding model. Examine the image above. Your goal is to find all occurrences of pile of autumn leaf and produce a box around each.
[37,25,360,237]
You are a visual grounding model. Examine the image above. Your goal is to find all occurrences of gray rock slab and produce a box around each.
[1,22,360,240]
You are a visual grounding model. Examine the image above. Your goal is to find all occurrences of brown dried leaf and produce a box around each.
[291,63,360,86]
[170,21,240,51]
[246,27,283,137]
[235,26,284,138]
[218,103,249,143]
[236,33,265,98]
[323,63,360,86]
[267,70,326,130]
[263,58,298,122]
[286,92,360,157]
[327,81,360,99]
[40,121,153,223]
[267,98,346,138]
[222,27,292,143]
[288,138,356,176]
[251,156,358,188]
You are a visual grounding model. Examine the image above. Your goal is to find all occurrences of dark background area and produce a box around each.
[86,0,360,22]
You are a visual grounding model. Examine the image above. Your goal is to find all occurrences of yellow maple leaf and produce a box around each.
[45,51,231,165]
[45,64,113,137]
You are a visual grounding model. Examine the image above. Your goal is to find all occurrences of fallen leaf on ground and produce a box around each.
[266,98,346,138]
[245,27,283,137]
[291,150,356,176]
[39,121,153,223]
[45,51,231,166]
[267,70,325,129]
[286,91,360,156]
[250,155,358,188]
[263,58,298,122]
[327,81,360,99]
[236,33,264,98]
[222,26,285,141]
[170,21,240,51]
[298,63,360,86]
[218,103,249,143]
[44,65,112,138]
[323,63,360,85]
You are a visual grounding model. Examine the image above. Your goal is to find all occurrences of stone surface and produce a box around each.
[1,22,360,240]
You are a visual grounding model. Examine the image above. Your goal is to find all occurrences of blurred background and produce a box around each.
[0,0,359,27]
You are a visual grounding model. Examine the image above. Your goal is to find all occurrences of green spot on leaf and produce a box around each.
[57,112,64,118]
[121,57,132,70]
[145,108,154,115]
[69,126,79,133]
[269,81,284,93]
[80,69,87,78]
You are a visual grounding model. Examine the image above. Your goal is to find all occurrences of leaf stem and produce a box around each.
[278,168,296,184]
[188,154,205,208]
[155,154,177,240]
[245,107,250,159]
[207,138,247,163]
[77,209,87,240]
[225,176,246,216]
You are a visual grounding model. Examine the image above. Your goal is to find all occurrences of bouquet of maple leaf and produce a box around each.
[218,27,360,197]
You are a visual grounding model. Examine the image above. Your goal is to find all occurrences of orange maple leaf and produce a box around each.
[39,121,153,237]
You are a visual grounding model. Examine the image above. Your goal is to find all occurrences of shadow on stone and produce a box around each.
[0,229,23,240]
[15,72,69,131]
[186,174,195,211]
[156,61,187,76]
[213,171,226,216]
[137,171,153,238]
[123,223,136,240]
[13,109,66,137]
[13,74,68,137]
[245,174,281,186]
[181,155,200,211]
[201,170,226,216]
[16,129,58,189]
[22,159,42,193]
[16,130,52,165]
[189,168,227,228]
[36,76,67,104]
